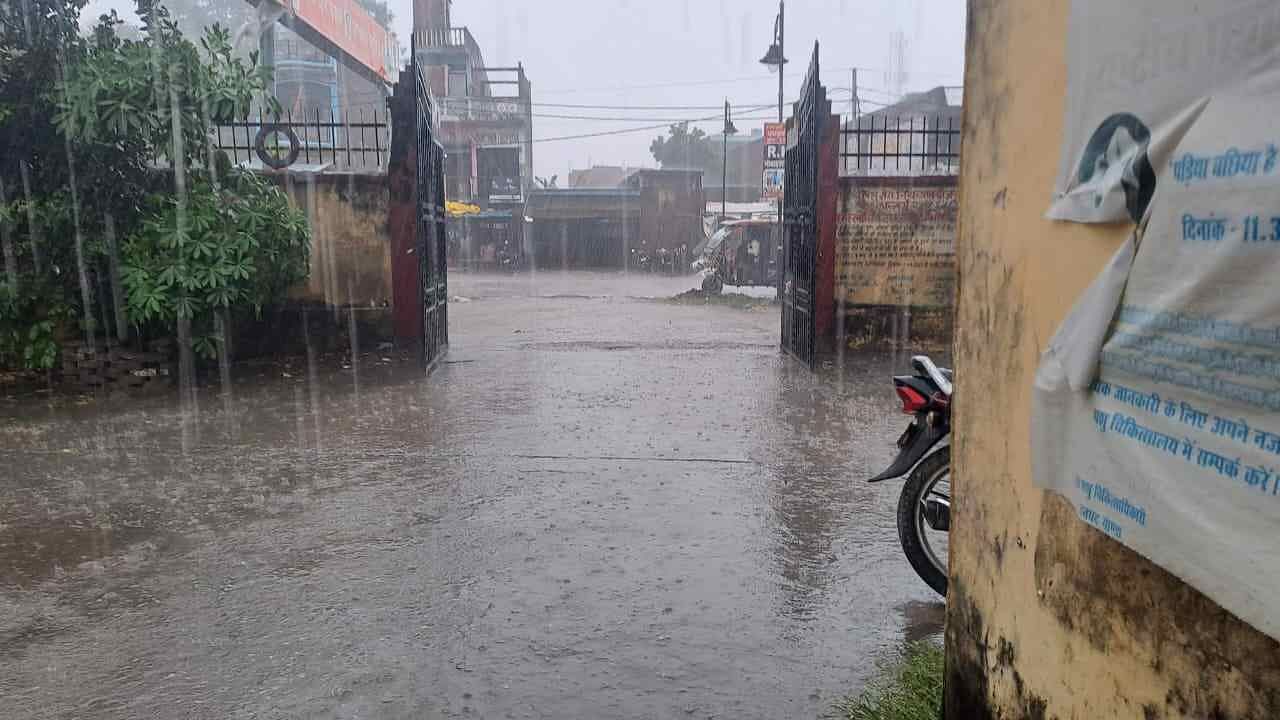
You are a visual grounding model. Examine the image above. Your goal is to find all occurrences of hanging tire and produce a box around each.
[255,124,301,169]
[896,448,950,597]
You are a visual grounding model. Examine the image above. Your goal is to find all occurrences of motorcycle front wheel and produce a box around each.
[896,448,950,597]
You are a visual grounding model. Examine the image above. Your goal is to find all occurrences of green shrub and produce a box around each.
[0,278,71,370]
[121,171,310,358]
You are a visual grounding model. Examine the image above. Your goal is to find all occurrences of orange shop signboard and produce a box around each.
[290,0,390,80]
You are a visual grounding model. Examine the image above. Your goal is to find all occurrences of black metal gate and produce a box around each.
[781,43,824,368]
[414,65,449,368]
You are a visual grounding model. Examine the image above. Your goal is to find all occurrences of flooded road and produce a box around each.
[0,272,943,719]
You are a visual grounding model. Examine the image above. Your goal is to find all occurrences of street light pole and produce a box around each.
[760,0,787,297]
[722,100,737,226]
[722,108,729,225]
[777,1,785,124]
[776,1,784,299]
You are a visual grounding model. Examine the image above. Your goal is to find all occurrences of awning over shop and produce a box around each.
[447,201,481,218]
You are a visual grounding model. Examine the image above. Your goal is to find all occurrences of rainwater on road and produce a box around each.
[0,271,943,719]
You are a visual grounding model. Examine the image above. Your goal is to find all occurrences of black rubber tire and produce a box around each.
[255,124,301,170]
[896,448,950,597]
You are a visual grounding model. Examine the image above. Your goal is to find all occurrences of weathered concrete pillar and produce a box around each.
[948,1,1280,718]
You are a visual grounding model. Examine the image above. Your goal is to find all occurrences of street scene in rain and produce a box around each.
[5,0,1280,718]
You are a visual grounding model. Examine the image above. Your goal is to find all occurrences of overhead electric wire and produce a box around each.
[438,88,888,113]
[535,65,959,96]
[531,108,783,144]
[530,100,789,110]
[528,96,888,123]
[530,103,775,122]
[537,69,830,96]
[342,80,900,115]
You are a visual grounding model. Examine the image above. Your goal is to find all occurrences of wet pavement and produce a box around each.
[0,271,943,719]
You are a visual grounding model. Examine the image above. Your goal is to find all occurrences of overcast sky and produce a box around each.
[423,0,968,178]
[86,0,967,178]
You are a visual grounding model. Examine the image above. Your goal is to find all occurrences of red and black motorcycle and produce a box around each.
[870,355,953,597]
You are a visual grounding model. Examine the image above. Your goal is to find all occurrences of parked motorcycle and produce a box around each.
[869,355,953,597]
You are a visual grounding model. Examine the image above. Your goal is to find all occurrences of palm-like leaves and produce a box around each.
[121,173,309,357]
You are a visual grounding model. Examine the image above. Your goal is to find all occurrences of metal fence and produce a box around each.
[840,114,961,176]
[211,108,392,172]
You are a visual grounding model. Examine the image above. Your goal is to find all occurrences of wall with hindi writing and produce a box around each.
[834,176,957,347]
[836,177,957,307]
[947,1,1280,719]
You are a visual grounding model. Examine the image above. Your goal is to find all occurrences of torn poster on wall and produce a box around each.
[1035,18,1280,639]
[1048,0,1280,224]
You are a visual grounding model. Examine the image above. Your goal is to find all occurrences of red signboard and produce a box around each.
[290,0,391,79]
[764,122,787,148]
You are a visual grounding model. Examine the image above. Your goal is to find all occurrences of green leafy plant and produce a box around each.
[0,278,70,370]
[120,170,309,358]
[0,46,18,125]
[55,7,279,170]
[0,0,309,374]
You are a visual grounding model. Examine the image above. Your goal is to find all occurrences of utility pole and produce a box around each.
[852,67,860,117]
[722,100,738,225]
[851,67,859,176]
[722,112,729,225]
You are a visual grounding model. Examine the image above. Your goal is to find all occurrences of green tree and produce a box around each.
[56,7,276,171]
[152,0,253,49]
[0,0,109,368]
[649,122,719,172]
[0,0,307,374]
[56,6,300,364]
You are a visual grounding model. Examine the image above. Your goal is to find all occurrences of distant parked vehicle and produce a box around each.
[692,219,779,291]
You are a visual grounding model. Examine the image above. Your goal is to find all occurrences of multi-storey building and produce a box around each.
[413,0,534,265]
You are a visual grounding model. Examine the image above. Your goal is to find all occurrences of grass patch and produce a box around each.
[666,290,778,310]
[833,642,943,720]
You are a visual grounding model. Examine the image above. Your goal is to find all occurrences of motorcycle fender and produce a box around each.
[868,421,948,483]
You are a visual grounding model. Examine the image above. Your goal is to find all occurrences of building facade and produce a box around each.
[272,25,396,123]
[413,1,533,241]
[523,169,704,271]
[412,1,533,267]
[704,129,765,204]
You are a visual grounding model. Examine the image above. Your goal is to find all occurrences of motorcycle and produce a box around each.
[869,355,953,597]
